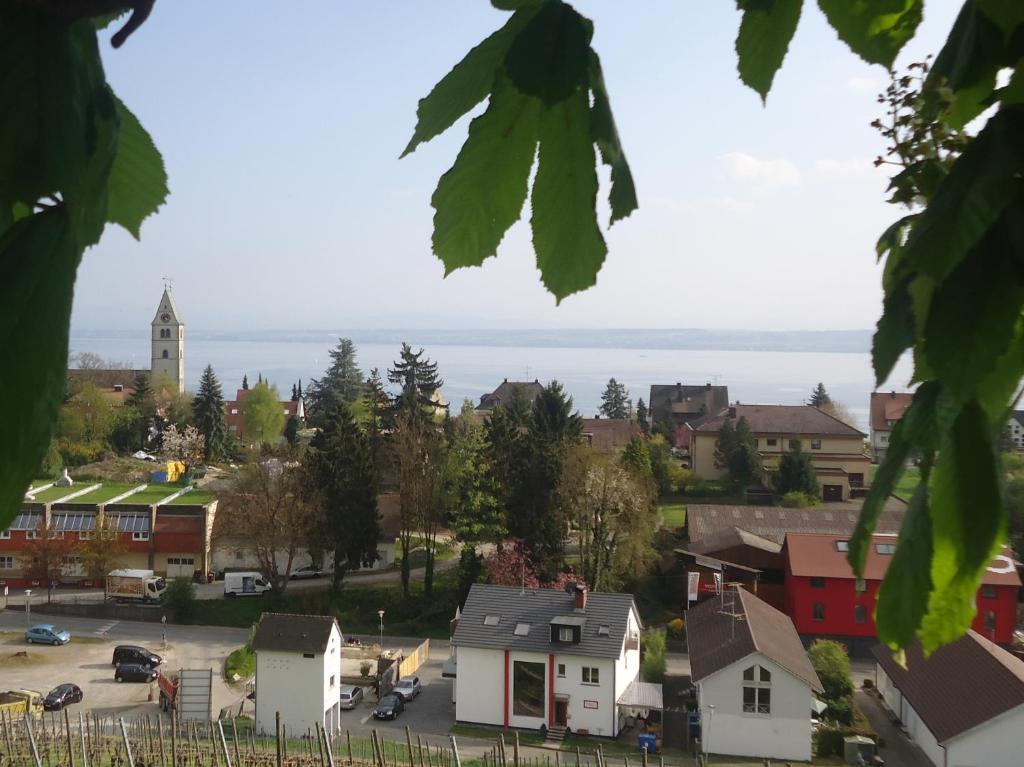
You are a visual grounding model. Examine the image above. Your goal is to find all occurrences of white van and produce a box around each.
[223,571,272,598]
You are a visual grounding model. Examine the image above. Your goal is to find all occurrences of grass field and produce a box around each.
[69,483,144,504]
[870,464,921,501]
[658,503,686,529]
[166,489,218,505]
[107,485,182,506]
[29,483,101,503]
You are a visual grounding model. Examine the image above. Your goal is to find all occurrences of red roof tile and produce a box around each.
[869,391,914,432]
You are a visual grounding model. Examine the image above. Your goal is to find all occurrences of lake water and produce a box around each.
[69,329,915,432]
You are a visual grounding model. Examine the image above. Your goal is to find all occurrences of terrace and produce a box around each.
[106,485,182,507]
[64,483,145,505]
[164,489,217,506]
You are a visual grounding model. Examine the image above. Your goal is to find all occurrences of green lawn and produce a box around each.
[658,503,686,529]
[165,489,218,505]
[68,483,143,504]
[29,484,100,502]
[450,724,546,746]
[869,464,920,501]
[108,485,182,506]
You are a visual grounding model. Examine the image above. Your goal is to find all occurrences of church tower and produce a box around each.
[151,284,185,393]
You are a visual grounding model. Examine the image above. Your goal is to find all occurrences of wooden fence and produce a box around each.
[397,640,430,679]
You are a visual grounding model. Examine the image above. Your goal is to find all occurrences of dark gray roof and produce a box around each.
[687,588,822,693]
[252,613,340,654]
[691,404,865,437]
[454,584,638,659]
[649,384,729,424]
[479,380,544,410]
[1011,410,1024,428]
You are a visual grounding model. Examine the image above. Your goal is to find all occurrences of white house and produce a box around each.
[687,586,822,762]
[451,583,655,737]
[873,631,1024,767]
[252,613,343,738]
[1007,411,1024,452]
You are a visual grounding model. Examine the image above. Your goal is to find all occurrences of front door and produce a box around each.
[555,700,568,726]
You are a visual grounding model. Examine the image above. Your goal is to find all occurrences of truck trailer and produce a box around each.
[106,569,167,603]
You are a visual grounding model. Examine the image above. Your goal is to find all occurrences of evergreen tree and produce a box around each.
[773,441,820,498]
[388,343,443,416]
[242,374,249,390]
[297,380,302,398]
[284,415,299,446]
[599,378,630,419]
[309,401,380,586]
[809,382,832,407]
[621,434,653,477]
[291,383,298,401]
[532,380,582,442]
[636,398,649,433]
[307,338,363,425]
[445,401,505,544]
[127,372,157,448]
[713,418,737,470]
[728,417,762,489]
[362,368,392,476]
[191,365,228,462]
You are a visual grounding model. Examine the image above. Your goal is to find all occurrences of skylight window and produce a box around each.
[597,625,610,636]
[513,623,530,636]
[875,543,896,555]
[835,540,849,552]
[483,615,500,627]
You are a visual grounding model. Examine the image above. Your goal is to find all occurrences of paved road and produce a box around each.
[856,689,932,767]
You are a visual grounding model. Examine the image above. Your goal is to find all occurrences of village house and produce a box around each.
[647,382,729,442]
[476,379,545,413]
[0,482,217,587]
[252,613,344,738]
[451,583,652,738]
[686,586,822,762]
[868,391,913,462]
[784,532,1021,651]
[873,632,1024,767]
[579,418,641,455]
[685,404,869,501]
[223,387,303,441]
[1007,410,1024,452]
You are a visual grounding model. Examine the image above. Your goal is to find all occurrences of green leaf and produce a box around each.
[925,1,1010,128]
[0,207,78,531]
[976,315,1024,424]
[902,107,1024,283]
[735,0,803,102]
[588,52,638,225]
[492,0,549,9]
[872,277,915,384]
[401,4,544,157]
[530,89,607,302]
[504,1,592,106]
[430,76,541,274]
[848,382,940,575]
[922,217,1024,398]
[817,0,922,67]
[106,96,169,239]
[975,0,1023,38]
[875,214,915,264]
[874,482,932,648]
[920,400,1006,653]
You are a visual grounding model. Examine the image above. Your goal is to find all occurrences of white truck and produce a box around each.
[223,571,272,597]
[106,569,167,603]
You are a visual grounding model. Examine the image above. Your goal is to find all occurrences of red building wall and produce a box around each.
[785,561,1018,644]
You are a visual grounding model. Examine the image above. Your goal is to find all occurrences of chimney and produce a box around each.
[728,406,737,418]
[574,583,588,611]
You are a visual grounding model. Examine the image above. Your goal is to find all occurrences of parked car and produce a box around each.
[289,564,321,580]
[339,685,364,710]
[372,694,405,720]
[115,664,158,683]
[112,645,163,668]
[25,625,71,645]
[43,684,83,711]
[392,676,421,701]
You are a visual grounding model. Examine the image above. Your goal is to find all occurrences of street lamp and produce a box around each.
[378,609,385,650]
[24,589,32,629]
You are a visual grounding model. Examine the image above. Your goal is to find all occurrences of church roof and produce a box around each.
[152,287,183,325]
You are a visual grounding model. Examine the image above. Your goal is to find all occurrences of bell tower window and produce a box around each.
[162,350,169,359]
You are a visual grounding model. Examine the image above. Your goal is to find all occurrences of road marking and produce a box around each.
[360,713,371,725]
[94,620,120,636]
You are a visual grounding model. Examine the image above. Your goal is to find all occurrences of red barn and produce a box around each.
[784,532,1020,651]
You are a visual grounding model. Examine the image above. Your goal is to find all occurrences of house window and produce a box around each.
[766,438,777,447]
[512,661,546,718]
[230,408,239,415]
[79,532,92,541]
[854,605,867,624]
[303,653,315,659]
[558,627,573,642]
[0,556,14,570]
[810,439,821,450]
[880,434,889,444]
[789,439,801,450]
[0,530,10,540]
[981,585,997,599]
[133,532,149,541]
[855,578,866,592]
[813,603,826,621]
[835,540,849,552]
[741,665,771,715]
[25,531,38,540]
[557,664,565,678]
[330,675,336,688]
[875,543,896,555]
[984,611,997,631]
[582,667,599,685]
[235,550,244,561]
[162,350,169,359]
[810,577,825,589]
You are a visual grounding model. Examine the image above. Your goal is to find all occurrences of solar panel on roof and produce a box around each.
[10,512,42,531]
[52,513,97,532]
[109,514,150,532]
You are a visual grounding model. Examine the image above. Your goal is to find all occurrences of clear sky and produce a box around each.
[71,1,961,332]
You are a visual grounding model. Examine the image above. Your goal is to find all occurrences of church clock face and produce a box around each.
[160,313,170,323]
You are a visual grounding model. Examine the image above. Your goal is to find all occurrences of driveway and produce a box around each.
[856,689,932,767]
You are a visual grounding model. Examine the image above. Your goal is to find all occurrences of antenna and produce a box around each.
[161,275,173,291]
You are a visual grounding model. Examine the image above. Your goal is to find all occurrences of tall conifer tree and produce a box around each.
[192,365,228,462]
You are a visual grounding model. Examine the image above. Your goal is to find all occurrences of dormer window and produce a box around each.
[549,615,584,644]
[558,627,572,642]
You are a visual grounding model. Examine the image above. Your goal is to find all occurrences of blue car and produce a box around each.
[26,624,71,646]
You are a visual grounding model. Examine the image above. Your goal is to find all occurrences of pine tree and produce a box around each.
[284,415,299,446]
[291,383,298,401]
[388,343,443,416]
[713,418,737,470]
[636,398,649,432]
[728,417,762,489]
[297,380,303,398]
[191,364,228,462]
[127,372,157,448]
[242,374,249,390]
[599,378,630,419]
[809,382,832,407]
[774,441,821,498]
[362,368,392,473]
[307,339,363,425]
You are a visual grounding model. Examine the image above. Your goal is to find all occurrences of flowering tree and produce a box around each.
[484,538,583,591]
[161,424,205,474]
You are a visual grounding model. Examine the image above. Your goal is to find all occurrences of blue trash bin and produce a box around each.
[637,733,657,754]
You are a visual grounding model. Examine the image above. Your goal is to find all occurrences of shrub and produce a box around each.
[164,577,197,624]
[807,639,854,701]
[780,491,817,508]
[667,618,685,640]
[815,701,876,757]
[641,628,667,683]
[360,661,372,677]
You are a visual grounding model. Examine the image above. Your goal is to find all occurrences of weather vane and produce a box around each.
[162,275,173,291]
